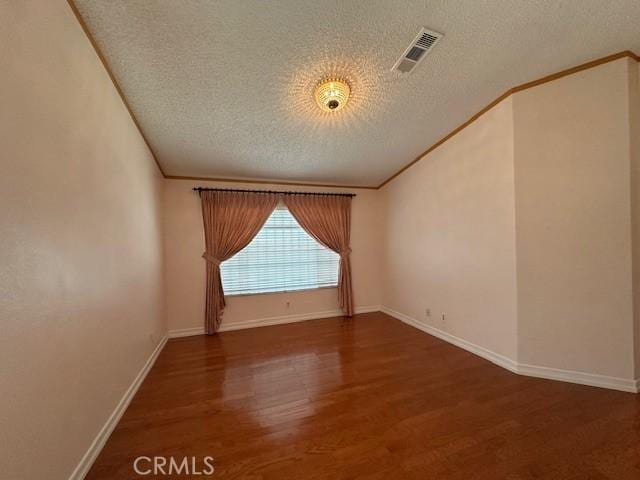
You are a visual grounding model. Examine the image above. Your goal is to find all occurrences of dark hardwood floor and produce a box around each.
[86,312,640,479]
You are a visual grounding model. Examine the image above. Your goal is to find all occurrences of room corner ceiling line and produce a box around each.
[377,50,640,189]
[66,0,166,178]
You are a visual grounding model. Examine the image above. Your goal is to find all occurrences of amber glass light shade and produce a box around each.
[314,79,350,112]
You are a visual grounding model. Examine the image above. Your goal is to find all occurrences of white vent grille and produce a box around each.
[392,27,443,74]
[416,32,439,49]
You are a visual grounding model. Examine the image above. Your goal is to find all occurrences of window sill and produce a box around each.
[225,285,338,298]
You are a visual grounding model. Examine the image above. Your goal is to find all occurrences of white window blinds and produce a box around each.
[220,206,339,295]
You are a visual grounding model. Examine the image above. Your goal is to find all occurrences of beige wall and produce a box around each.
[380,98,519,360]
[1,7,638,478]
[630,60,640,378]
[0,1,166,478]
[379,57,640,382]
[513,58,635,378]
[163,179,383,332]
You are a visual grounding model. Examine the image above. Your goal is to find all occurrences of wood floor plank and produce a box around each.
[86,312,640,479]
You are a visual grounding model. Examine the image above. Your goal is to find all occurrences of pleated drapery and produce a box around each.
[283,195,354,316]
[199,190,280,334]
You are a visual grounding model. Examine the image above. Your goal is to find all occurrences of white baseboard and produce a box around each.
[516,363,638,393]
[381,306,638,394]
[168,326,206,338]
[381,306,518,373]
[168,305,381,338]
[68,335,168,480]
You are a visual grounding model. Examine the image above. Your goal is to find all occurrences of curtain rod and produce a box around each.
[192,187,356,197]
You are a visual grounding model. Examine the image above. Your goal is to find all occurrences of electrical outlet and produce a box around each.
[425,308,431,317]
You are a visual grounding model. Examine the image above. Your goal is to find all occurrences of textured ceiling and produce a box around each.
[73,0,640,187]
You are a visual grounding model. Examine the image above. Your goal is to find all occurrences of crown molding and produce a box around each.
[377,50,640,189]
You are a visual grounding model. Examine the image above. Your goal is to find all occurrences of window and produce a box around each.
[220,206,339,295]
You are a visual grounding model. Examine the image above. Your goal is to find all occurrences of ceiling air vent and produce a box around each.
[392,27,443,74]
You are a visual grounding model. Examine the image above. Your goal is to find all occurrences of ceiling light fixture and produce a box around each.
[314,78,350,112]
